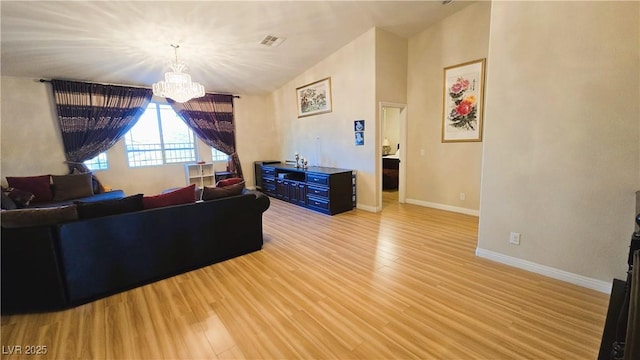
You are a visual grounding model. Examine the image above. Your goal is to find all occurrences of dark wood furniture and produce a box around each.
[382,156,399,190]
[214,171,236,182]
[259,162,355,215]
[599,214,640,360]
[254,160,280,190]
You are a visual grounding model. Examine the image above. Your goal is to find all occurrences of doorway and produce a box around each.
[379,102,407,210]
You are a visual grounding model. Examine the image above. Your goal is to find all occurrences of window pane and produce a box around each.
[124,102,195,167]
[126,104,161,145]
[159,105,195,163]
[211,148,229,161]
[84,152,108,171]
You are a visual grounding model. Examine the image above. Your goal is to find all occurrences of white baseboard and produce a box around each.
[405,198,479,216]
[356,203,379,212]
[475,248,612,294]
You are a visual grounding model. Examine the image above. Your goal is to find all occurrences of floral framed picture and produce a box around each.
[297,77,332,118]
[441,59,486,142]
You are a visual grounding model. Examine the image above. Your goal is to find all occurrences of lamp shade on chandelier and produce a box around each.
[152,44,205,103]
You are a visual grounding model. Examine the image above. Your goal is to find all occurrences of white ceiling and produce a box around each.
[1,1,471,95]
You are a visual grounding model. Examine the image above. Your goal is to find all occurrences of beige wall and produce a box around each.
[382,107,400,153]
[0,76,277,195]
[478,1,640,283]
[405,1,491,214]
[0,77,68,182]
[375,28,408,106]
[271,28,378,209]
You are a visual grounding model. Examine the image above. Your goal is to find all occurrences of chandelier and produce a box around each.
[152,44,205,103]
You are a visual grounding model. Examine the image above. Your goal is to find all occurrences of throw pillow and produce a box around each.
[202,181,245,201]
[51,173,94,201]
[4,187,35,208]
[71,167,105,194]
[143,184,196,210]
[6,175,53,202]
[75,194,144,219]
[0,204,78,228]
[216,177,243,187]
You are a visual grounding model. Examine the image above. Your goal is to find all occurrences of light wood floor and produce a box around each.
[1,193,609,359]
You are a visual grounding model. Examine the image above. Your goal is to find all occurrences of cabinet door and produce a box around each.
[276,179,285,199]
[296,182,307,206]
[282,179,291,201]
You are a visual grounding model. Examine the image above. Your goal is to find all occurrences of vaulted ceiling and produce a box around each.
[1,1,471,95]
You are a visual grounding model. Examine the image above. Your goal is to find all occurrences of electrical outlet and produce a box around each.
[509,232,521,245]
[459,192,466,201]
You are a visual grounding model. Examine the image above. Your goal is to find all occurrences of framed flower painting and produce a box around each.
[441,59,486,142]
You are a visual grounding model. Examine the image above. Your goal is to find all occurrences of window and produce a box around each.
[84,152,108,171]
[211,147,229,162]
[125,103,196,167]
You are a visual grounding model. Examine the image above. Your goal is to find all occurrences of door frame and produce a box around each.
[378,101,407,210]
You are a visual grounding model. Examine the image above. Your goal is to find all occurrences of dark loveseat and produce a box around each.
[1,190,270,314]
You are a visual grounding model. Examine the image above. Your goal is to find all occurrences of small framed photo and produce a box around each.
[296,77,332,118]
[442,58,486,142]
[355,131,364,146]
[354,120,365,132]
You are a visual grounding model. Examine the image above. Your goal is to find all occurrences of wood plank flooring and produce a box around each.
[1,192,609,359]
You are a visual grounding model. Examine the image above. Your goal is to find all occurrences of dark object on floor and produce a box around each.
[598,213,640,360]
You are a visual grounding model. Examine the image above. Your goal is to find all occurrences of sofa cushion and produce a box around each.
[3,187,35,208]
[143,184,196,209]
[6,175,52,203]
[216,177,243,187]
[76,194,144,219]
[52,173,94,201]
[1,205,78,228]
[202,181,245,201]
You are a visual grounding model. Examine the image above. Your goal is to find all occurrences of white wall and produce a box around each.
[478,1,640,284]
[0,76,278,195]
[271,28,377,208]
[0,77,68,182]
[382,107,400,153]
[405,1,491,214]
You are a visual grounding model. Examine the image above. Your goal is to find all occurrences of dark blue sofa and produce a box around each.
[1,190,270,314]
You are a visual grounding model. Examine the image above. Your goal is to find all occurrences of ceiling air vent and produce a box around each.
[260,35,286,48]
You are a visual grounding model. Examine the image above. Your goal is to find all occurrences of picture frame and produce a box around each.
[355,131,364,146]
[441,58,486,143]
[296,77,332,118]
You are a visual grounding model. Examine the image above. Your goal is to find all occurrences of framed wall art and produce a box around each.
[441,58,486,142]
[296,77,332,118]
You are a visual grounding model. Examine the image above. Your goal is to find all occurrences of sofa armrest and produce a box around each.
[243,189,271,213]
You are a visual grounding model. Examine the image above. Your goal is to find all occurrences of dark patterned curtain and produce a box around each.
[169,94,243,178]
[51,79,152,171]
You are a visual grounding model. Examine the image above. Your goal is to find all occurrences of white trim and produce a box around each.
[405,198,479,216]
[357,203,379,213]
[475,248,612,294]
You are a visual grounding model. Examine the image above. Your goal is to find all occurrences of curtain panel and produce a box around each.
[51,80,152,170]
[169,94,243,178]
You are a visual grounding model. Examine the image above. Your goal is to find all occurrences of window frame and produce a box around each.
[124,102,198,167]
